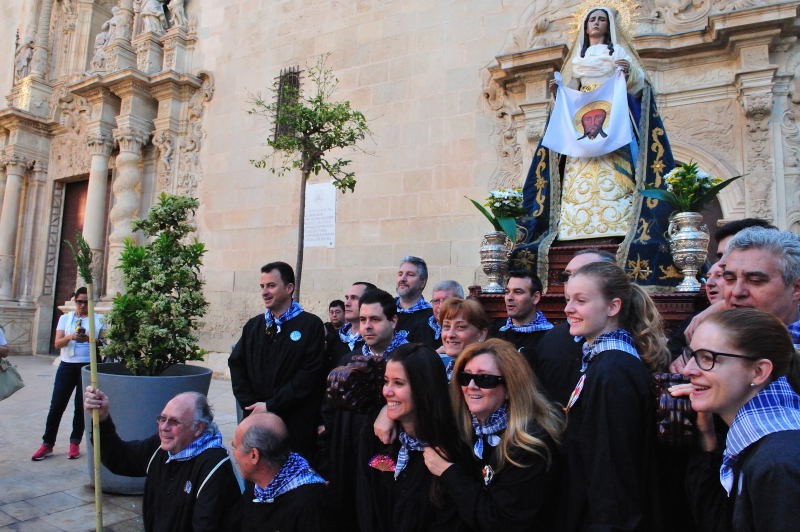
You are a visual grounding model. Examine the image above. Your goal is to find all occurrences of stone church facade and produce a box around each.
[0,0,798,358]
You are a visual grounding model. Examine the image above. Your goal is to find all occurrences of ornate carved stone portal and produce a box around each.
[0,0,212,354]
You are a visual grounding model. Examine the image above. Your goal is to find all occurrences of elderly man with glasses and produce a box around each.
[84,388,240,531]
[31,287,106,461]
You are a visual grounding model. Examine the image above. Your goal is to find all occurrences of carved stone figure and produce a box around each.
[141,0,167,35]
[90,29,110,71]
[14,39,34,81]
[167,0,188,29]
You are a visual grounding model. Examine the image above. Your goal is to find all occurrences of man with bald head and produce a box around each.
[227,413,329,531]
[84,388,240,531]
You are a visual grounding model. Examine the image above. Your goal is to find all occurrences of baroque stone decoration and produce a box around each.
[0,0,798,357]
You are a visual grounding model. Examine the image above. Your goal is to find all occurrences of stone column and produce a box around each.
[29,0,54,78]
[0,156,28,299]
[83,130,114,295]
[18,161,47,302]
[105,126,150,297]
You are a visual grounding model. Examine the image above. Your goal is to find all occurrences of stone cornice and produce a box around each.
[0,107,55,136]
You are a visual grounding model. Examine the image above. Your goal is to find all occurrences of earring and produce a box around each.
[750,382,756,388]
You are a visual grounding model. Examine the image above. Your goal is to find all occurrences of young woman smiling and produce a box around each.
[561,262,669,531]
[423,338,564,531]
[357,343,469,532]
[671,308,800,532]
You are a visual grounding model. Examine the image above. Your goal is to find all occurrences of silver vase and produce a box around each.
[480,231,512,293]
[668,212,709,292]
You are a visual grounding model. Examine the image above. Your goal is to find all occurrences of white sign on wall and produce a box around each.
[303,181,337,248]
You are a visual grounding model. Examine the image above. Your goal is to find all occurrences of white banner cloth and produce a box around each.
[542,70,633,158]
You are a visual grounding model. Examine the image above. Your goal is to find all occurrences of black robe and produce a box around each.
[489,319,549,373]
[96,417,240,532]
[685,430,800,532]
[229,311,326,457]
[560,349,658,532]
[357,433,461,532]
[225,481,332,532]
[532,322,583,406]
[396,307,436,348]
[440,429,559,532]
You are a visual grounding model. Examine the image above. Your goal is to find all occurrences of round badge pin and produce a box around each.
[290,330,302,341]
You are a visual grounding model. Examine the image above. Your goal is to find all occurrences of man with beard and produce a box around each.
[395,256,436,347]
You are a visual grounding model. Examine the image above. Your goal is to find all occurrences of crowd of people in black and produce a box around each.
[75,220,800,532]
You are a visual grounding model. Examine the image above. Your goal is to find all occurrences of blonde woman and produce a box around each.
[423,338,564,531]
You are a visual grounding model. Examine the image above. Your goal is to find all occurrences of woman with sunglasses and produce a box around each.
[422,338,564,531]
[357,343,469,532]
[561,262,669,531]
[670,308,800,532]
[31,287,106,461]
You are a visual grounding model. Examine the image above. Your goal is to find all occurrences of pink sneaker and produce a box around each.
[31,443,54,461]
[68,443,80,459]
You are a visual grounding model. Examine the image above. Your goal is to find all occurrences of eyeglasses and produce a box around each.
[156,415,186,428]
[457,371,505,389]
[75,299,89,305]
[681,346,759,371]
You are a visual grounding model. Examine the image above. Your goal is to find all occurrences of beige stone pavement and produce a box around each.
[0,355,239,532]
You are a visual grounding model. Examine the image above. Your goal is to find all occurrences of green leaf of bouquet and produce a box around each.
[467,197,502,231]
[691,175,743,210]
[497,217,517,243]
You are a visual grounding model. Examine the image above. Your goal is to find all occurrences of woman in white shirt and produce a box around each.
[31,287,105,461]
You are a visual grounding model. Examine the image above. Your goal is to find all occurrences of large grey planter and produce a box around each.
[81,362,213,494]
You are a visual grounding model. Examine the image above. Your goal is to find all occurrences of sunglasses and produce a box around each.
[556,271,571,283]
[457,371,505,389]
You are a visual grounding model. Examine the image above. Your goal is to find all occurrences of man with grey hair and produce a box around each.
[395,256,436,347]
[84,388,240,531]
[723,227,800,341]
[227,412,329,531]
[428,279,464,349]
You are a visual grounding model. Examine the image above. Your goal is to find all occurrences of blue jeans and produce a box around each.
[42,361,88,445]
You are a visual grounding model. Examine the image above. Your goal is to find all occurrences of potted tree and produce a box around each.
[82,193,212,494]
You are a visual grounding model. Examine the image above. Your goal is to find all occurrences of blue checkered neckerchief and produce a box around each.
[720,376,800,496]
[428,315,441,339]
[362,330,409,358]
[787,318,800,348]
[471,404,508,459]
[338,322,362,350]
[394,431,427,480]
[165,431,225,463]
[579,329,640,373]
[498,311,554,333]
[264,301,303,334]
[395,296,432,314]
[252,452,326,503]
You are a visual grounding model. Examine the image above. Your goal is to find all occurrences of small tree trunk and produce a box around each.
[295,170,309,302]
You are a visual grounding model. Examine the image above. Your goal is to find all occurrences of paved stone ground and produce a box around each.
[0,355,239,531]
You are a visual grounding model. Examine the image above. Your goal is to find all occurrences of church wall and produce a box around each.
[192,0,531,351]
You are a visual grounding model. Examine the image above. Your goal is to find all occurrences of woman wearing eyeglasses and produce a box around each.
[670,308,800,532]
[561,261,669,531]
[357,343,469,532]
[31,287,106,461]
[421,338,564,531]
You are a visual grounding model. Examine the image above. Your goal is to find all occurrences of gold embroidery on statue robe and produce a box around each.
[558,151,635,240]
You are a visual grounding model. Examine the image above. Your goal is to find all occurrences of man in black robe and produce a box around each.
[490,270,553,369]
[228,261,326,458]
[227,412,330,532]
[324,281,375,369]
[84,388,240,532]
[395,256,436,347]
